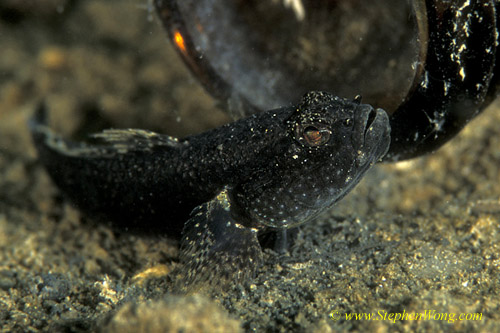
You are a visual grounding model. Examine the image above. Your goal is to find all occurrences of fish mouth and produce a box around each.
[355,106,391,166]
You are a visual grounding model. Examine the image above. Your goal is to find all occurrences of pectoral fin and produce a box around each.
[179,189,263,290]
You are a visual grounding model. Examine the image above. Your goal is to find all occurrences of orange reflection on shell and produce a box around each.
[173,31,186,53]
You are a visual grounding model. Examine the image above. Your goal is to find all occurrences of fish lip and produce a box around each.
[355,106,391,165]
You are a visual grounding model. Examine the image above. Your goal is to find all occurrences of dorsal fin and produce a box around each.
[30,103,186,158]
[90,129,185,153]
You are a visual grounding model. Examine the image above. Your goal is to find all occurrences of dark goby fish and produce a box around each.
[30,91,390,287]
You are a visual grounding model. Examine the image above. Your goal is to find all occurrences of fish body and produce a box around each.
[31,91,390,286]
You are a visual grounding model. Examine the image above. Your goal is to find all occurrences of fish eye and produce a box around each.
[302,125,331,146]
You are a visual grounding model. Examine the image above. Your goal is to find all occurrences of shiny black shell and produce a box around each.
[154,0,500,161]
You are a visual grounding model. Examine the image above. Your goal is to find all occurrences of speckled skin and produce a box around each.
[30,91,390,287]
